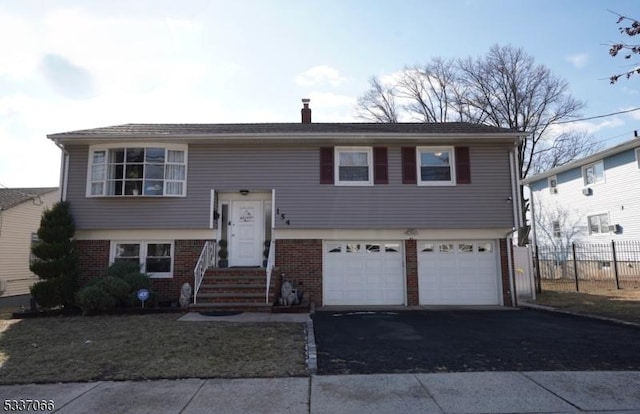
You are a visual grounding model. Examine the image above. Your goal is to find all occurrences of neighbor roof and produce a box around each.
[522,137,640,185]
[48,122,525,140]
[0,188,58,211]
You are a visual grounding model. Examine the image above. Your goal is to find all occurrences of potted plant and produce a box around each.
[218,240,228,268]
[263,240,271,268]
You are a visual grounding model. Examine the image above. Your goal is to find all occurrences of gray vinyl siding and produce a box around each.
[66,143,515,230]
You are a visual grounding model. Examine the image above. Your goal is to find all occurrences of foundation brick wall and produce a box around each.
[405,239,419,306]
[75,239,205,304]
[275,239,323,306]
[76,240,110,285]
[499,238,516,307]
[153,240,204,302]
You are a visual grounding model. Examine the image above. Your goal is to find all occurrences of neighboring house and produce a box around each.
[48,100,525,308]
[0,187,59,297]
[523,137,640,247]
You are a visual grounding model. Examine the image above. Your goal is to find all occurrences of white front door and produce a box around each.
[230,200,264,266]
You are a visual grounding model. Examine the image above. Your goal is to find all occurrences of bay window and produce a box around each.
[88,144,187,197]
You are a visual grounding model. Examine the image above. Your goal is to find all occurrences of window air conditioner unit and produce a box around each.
[608,224,621,234]
[582,188,592,196]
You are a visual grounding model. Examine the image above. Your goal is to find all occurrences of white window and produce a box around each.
[548,176,558,194]
[110,241,174,278]
[588,214,609,235]
[552,221,561,238]
[417,147,455,185]
[335,147,373,185]
[582,161,604,185]
[88,144,187,197]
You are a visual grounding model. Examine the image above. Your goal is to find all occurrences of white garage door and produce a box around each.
[418,240,500,305]
[323,241,405,305]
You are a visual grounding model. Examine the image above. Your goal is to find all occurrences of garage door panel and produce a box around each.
[324,241,405,306]
[419,240,500,305]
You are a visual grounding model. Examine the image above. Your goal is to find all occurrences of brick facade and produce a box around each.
[405,239,419,306]
[499,238,516,307]
[274,239,323,305]
[76,240,110,285]
[76,237,515,308]
[75,239,205,304]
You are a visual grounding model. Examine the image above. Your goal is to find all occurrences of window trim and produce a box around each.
[587,213,610,235]
[109,240,174,278]
[334,146,374,186]
[417,146,456,186]
[582,160,605,186]
[86,143,188,198]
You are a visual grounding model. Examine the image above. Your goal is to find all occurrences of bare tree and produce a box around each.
[458,45,585,181]
[531,131,604,175]
[355,45,589,225]
[356,77,399,123]
[397,59,471,122]
[534,201,585,279]
[608,11,640,83]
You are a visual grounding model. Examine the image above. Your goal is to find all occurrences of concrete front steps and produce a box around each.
[191,268,276,312]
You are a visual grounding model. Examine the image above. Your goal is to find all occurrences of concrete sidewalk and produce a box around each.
[1,371,639,413]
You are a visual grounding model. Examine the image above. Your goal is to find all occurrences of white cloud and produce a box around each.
[295,65,345,87]
[566,53,590,69]
[546,118,625,139]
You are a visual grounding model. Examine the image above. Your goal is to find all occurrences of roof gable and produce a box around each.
[523,138,640,185]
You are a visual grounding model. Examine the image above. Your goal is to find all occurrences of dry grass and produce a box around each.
[0,314,308,384]
[535,285,640,324]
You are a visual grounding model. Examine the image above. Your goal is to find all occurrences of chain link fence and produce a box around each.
[534,241,640,292]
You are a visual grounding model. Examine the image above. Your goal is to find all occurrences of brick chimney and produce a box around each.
[301,98,311,124]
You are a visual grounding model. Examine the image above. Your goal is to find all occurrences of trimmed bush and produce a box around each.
[30,279,62,309]
[75,285,117,313]
[29,201,78,308]
[95,276,131,307]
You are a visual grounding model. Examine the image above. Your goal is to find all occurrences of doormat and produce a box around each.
[199,311,243,317]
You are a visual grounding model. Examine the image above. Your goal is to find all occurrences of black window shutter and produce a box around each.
[373,147,388,184]
[455,146,471,184]
[319,147,334,184]
[401,147,417,184]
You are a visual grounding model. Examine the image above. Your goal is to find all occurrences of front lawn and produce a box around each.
[534,287,640,324]
[0,314,307,384]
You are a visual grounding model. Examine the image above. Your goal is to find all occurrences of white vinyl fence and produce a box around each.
[513,245,535,301]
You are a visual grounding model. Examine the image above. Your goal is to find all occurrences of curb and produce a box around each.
[519,301,640,329]
[305,318,318,375]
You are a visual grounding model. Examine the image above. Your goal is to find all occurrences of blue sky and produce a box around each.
[1,0,638,187]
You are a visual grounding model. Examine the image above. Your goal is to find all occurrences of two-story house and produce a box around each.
[0,187,59,297]
[523,137,640,247]
[48,101,525,309]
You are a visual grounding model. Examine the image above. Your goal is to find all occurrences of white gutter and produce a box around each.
[52,139,69,202]
[506,144,520,307]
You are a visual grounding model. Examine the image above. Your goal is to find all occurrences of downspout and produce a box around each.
[52,139,69,202]
[506,143,521,307]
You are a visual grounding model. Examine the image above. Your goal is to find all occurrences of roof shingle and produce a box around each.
[0,188,58,210]
[48,122,523,138]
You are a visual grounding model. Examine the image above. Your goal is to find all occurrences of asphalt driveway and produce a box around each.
[312,309,640,375]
